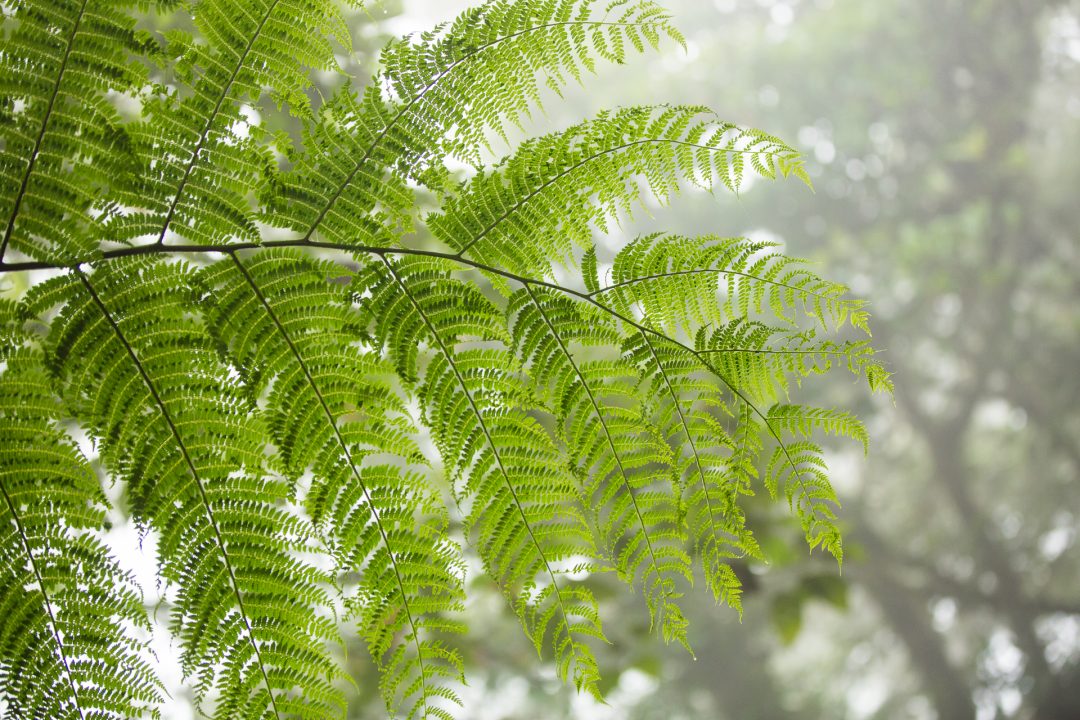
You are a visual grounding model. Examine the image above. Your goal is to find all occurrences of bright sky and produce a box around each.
[385,0,474,33]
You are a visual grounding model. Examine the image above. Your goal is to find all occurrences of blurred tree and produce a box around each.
[704,3,1080,718]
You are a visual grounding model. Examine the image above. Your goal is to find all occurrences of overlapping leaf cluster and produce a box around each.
[0,0,889,717]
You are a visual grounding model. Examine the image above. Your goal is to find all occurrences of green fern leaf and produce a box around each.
[696,323,893,404]
[768,404,869,455]
[509,286,693,648]
[622,330,760,614]
[765,439,843,564]
[429,106,806,278]
[0,0,156,263]
[0,0,889,714]
[267,0,680,249]
[198,249,468,720]
[28,261,346,719]
[627,327,847,567]
[364,256,607,699]
[763,402,873,565]
[106,0,355,247]
[595,233,865,336]
[379,0,683,162]
[0,301,163,719]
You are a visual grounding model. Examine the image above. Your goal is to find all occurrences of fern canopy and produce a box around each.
[0,0,889,718]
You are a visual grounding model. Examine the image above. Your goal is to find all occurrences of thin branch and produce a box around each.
[698,348,862,356]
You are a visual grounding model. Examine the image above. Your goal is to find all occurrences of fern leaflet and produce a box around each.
[27,261,345,719]
[199,250,467,720]
[511,285,693,647]
[367,256,607,698]
[0,301,162,720]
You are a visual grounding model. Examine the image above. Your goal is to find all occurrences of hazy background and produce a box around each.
[370,2,1080,718]
[107,1,1080,718]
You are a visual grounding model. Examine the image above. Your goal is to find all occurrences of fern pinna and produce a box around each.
[0,0,891,718]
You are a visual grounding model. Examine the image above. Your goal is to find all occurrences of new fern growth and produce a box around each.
[0,1,891,718]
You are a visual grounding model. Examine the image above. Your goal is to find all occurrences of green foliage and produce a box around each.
[199,250,467,718]
[0,0,889,718]
[0,301,162,720]
[509,286,691,648]
[429,106,809,279]
[34,260,346,719]
[108,0,357,247]
[362,255,608,699]
[0,0,156,263]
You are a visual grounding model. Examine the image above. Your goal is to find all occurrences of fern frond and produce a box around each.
[617,319,847,567]
[0,301,162,720]
[695,323,893,404]
[762,402,872,564]
[379,0,684,162]
[431,106,808,278]
[268,0,682,248]
[767,404,869,454]
[567,246,862,570]
[764,439,842,562]
[107,0,354,247]
[692,319,795,404]
[0,0,889,711]
[586,260,879,568]
[0,0,155,263]
[622,330,759,613]
[593,233,868,335]
[364,256,606,699]
[509,286,692,648]
[265,87,419,248]
[198,249,467,720]
[30,260,345,719]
